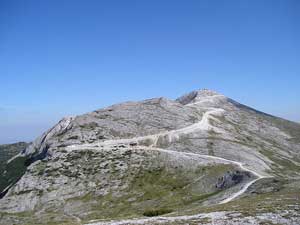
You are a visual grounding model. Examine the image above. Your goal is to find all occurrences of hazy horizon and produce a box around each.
[1,86,299,144]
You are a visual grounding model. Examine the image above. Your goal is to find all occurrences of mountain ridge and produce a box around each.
[0,89,299,224]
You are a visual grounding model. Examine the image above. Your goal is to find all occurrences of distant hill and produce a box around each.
[0,142,28,165]
[0,142,29,196]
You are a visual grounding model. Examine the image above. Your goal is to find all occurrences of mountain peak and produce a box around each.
[176,89,225,105]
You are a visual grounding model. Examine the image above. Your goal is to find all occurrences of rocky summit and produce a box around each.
[0,89,299,225]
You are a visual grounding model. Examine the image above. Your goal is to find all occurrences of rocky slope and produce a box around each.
[0,89,299,225]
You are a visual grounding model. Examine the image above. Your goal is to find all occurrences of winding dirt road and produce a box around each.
[65,107,271,224]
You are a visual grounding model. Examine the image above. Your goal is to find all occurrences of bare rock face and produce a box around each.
[0,89,299,225]
[176,89,225,105]
[215,170,251,190]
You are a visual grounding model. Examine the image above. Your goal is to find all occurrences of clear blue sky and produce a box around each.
[0,0,299,144]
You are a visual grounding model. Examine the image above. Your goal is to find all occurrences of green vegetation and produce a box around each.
[0,156,27,194]
[143,208,173,217]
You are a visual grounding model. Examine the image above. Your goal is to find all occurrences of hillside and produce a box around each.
[0,89,299,225]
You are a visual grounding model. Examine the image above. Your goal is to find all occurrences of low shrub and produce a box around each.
[143,208,172,217]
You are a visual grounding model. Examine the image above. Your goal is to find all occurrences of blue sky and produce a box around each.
[0,0,299,144]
